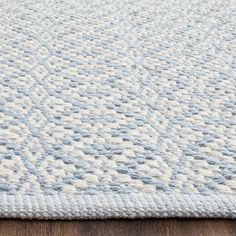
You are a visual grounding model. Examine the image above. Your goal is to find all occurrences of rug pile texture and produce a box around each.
[0,0,236,219]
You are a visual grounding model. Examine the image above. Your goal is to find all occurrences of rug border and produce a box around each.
[0,192,235,219]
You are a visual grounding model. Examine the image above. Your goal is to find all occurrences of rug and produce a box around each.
[0,0,236,219]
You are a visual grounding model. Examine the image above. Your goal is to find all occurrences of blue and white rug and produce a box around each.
[0,0,236,219]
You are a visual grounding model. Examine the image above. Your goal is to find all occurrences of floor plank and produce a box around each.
[0,219,235,236]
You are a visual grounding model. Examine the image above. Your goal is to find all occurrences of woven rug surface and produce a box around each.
[0,0,236,219]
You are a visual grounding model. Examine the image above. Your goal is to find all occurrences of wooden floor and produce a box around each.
[0,219,235,236]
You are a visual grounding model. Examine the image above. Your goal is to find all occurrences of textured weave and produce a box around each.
[0,0,236,219]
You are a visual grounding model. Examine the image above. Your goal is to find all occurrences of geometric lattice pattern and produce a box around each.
[0,0,236,218]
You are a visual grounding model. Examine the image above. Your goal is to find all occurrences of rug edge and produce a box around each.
[0,192,235,219]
